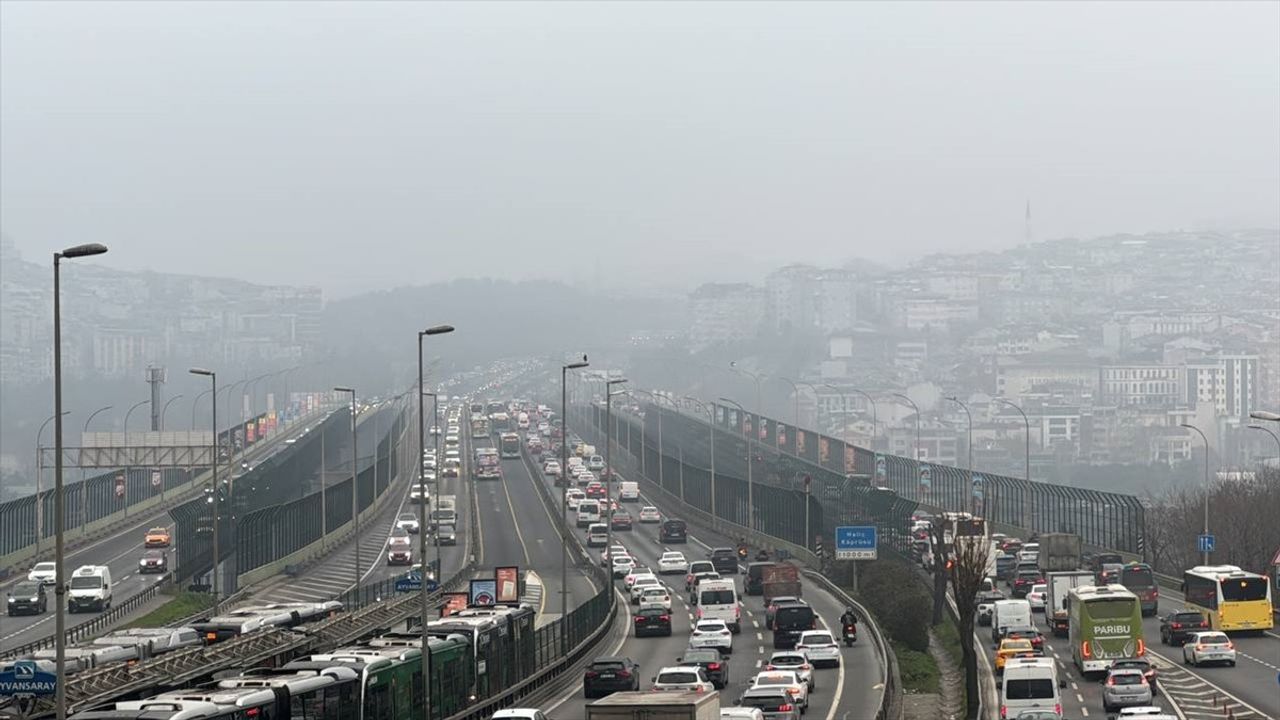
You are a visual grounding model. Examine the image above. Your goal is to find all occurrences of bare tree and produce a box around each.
[1143,468,1279,575]
[950,535,993,720]
[928,519,948,625]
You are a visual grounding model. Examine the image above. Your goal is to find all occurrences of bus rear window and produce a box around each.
[1084,599,1136,619]
[1221,577,1268,602]
[1121,566,1155,589]
[1003,678,1054,700]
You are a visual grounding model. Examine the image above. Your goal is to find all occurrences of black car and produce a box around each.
[1011,570,1042,598]
[771,601,816,649]
[659,519,687,544]
[1159,610,1209,646]
[678,648,729,689]
[583,656,640,698]
[708,548,739,575]
[138,549,168,574]
[7,581,48,616]
[746,562,776,595]
[633,607,672,637]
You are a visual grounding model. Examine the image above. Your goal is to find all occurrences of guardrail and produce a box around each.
[803,570,903,720]
[0,574,172,661]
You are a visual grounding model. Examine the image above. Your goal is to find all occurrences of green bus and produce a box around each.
[1067,584,1145,675]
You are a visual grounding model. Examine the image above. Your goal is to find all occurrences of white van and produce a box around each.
[991,599,1033,646]
[576,499,601,528]
[586,523,609,547]
[696,578,741,633]
[998,656,1064,719]
[618,481,640,502]
[517,412,530,430]
[68,565,112,613]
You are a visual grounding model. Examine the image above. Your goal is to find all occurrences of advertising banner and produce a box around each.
[469,578,497,607]
[441,592,469,617]
[115,472,126,498]
[818,437,829,465]
[495,566,520,603]
[844,446,857,474]
[796,429,806,457]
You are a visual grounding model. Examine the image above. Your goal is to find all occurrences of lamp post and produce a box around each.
[123,399,150,433]
[189,368,219,604]
[561,357,588,635]
[995,398,1032,529]
[946,396,974,514]
[53,242,109,720]
[793,380,819,431]
[35,412,68,557]
[604,378,627,559]
[160,394,184,432]
[416,324,452,712]
[685,397,717,519]
[773,375,801,429]
[719,397,754,530]
[631,389,665,491]
[1248,424,1280,465]
[729,361,763,431]
[334,387,359,589]
[892,393,922,462]
[191,390,212,431]
[81,406,113,534]
[1179,423,1212,565]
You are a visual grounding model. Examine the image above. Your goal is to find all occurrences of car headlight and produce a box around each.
[6,598,13,603]
[30,597,38,602]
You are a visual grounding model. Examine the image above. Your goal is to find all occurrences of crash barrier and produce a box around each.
[0,574,172,661]
[0,407,329,573]
[578,403,902,720]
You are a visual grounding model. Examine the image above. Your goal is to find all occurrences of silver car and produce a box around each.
[1102,667,1153,714]
[765,651,815,691]
[737,687,801,720]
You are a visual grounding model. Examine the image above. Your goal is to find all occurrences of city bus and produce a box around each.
[470,416,490,440]
[1068,584,1144,674]
[491,412,512,434]
[1182,565,1275,633]
[499,432,521,459]
[1117,562,1159,617]
[485,400,506,417]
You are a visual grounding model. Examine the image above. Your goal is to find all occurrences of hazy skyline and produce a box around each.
[2,1,1277,297]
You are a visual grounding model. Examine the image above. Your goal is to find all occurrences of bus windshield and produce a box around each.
[1221,577,1268,602]
[1085,599,1136,619]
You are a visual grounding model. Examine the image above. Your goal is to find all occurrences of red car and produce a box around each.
[585,482,607,499]
[611,511,633,531]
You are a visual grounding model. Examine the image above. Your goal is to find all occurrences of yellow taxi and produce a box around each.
[144,527,171,548]
[995,638,1035,674]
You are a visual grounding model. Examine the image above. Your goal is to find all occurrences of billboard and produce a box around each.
[469,578,497,607]
[495,566,520,603]
[441,592,469,617]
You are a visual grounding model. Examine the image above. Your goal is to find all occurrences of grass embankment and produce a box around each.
[124,590,214,629]
[849,559,942,694]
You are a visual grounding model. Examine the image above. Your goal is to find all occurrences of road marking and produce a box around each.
[498,466,532,565]
[544,585,632,714]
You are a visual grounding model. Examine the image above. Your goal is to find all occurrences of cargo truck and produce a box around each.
[1044,570,1094,637]
[761,563,802,606]
[1036,533,1082,574]
[586,690,720,720]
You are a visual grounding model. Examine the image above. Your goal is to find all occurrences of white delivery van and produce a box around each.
[991,599,1033,646]
[998,656,1064,719]
[696,578,741,633]
[67,565,112,613]
[577,499,602,528]
[517,412,530,430]
[618,481,640,502]
[586,523,609,547]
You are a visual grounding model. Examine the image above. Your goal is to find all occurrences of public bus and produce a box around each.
[469,401,484,416]
[470,416,490,440]
[499,432,521,459]
[1067,584,1145,674]
[1182,565,1275,633]
[485,400,506,417]
[491,412,512,434]
[1117,562,1159,617]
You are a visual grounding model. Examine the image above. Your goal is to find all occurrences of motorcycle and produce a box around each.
[843,623,858,646]
[755,549,770,562]
[737,544,749,560]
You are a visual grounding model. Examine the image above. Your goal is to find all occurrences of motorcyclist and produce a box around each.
[755,549,770,561]
[840,607,858,629]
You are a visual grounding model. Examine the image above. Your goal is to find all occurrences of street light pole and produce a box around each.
[80,406,113,535]
[1248,424,1280,465]
[123,399,150,433]
[995,398,1032,529]
[53,242,109,720]
[720,397,753,530]
[773,375,801,429]
[892,393,922,462]
[633,390,665,492]
[415,324,452,719]
[1179,423,1212,565]
[160,394,184,432]
[947,396,974,514]
[605,378,628,560]
[561,358,588,637]
[191,390,212,431]
[685,397,717,519]
[189,368,219,605]
[335,387,359,589]
[35,412,67,557]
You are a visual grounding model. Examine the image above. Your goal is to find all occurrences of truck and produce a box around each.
[586,690,719,720]
[1044,570,1094,638]
[436,495,457,513]
[1037,533,1082,573]
[761,563,802,606]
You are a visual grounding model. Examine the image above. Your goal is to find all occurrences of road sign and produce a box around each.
[151,470,163,488]
[835,525,878,561]
[0,660,57,696]
[395,573,439,594]
[875,454,886,480]
[1198,534,1215,554]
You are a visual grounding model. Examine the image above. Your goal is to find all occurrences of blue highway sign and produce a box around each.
[0,660,57,696]
[1198,534,1215,554]
[835,525,878,561]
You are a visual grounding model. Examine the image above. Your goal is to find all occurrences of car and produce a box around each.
[567,490,586,510]
[652,666,714,693]
[736,687,802,720]
[719,709,766,720]
[977,590,1005,626]
[543,459,562,477]
[1026,583,1047,612]
[601,545,630,566]
[1181,631,1236,667]
[687,561,717,590]
[688,571,722,601]
[144,527,171,548]
[582,656,640,698]
[689,619,734,654]
[26,562,57,585]
[586,523,609,547]
[585,482,607,499]
[630,576,662,603]
[610,510,633,531]
[409,485,430,503]
[387,546,412,565]
[795,629,840,668]
[639,586,672,611]
[638,506,661,523]
[750,669,809,712]
[709,547,740,575]
[1102,667,1154,713]
[388,527,412,547]
[995,638,1036,674]
[658,551,689,575]
[1114,707,1177,719]
[490,710,549,720]
[138,549,167,574]
[624,568,653,589]
[6,581,48,616]
[765,651,815,691]
[395,513,420,534]
[765,596,804,630]
[1110,657,1158,696]
[1011,570,1043,598]
[678,648,730,689]
[612,556,637,578]
[1002,626,1045,654]
[435,525,457,545]
[1159,610,1209,646]
[586,454,606,472]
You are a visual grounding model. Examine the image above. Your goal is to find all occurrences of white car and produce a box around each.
[612,556,637,578]
[796,630,840,668]
[27,562,57,585]
[491,710,549,720]
[630,576,662,604]
[639,506,661,523]
[625,568,653,589]
[601,545,629,566]
[689,619,734,653]
[566,490,586,510]
[586,455,606,472]
[658,551,689,575]
[766,650,815,691]
[719,710,766,720]
[751,669,809,711]
[1181,631,1236,667]
[639,586,672,611]
[543,460,561,477]
[395,513,420,533]
[652,666,715,693]
[1026,583,1048,613]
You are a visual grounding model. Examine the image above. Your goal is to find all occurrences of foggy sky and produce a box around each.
[2,1,1277,297]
